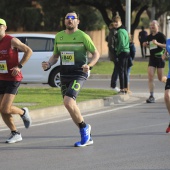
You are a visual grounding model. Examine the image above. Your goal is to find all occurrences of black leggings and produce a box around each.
[116,52,129,89]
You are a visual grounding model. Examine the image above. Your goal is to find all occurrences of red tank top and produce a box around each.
[0,35,23,81]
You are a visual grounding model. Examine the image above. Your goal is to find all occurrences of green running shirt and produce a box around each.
[54,29,96,77]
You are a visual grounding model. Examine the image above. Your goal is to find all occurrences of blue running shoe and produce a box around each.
[74,137,93,147]
[74,124,93,147]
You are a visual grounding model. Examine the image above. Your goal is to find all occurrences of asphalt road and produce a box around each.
[84,78,165,93]
[1,79,169,170]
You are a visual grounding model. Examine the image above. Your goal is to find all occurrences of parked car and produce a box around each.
[10,33,61,87]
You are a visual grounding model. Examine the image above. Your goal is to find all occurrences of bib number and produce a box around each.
[61,51,75,65]
[150,41,157,50]
[0,60,8,73]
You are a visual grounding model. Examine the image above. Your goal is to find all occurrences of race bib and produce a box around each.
[150,41,157,50]
[61,51,75,65]
[0,60,8,73]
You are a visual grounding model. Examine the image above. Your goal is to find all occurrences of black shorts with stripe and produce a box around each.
[60,76,86,100]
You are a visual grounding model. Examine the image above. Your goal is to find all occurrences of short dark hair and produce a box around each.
[112,16,121,22]
[66,11,79,19]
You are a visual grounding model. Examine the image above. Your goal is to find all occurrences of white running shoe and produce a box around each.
[6,132,22,144]
[111,87,120,92]
[21,107,32,128]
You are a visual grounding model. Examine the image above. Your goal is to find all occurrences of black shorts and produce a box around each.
[165,78,170,90]
[148,55,165,68]
[0,80,21,95]
[60,76,86,100]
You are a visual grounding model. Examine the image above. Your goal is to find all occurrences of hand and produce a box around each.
[42,61,51,71]
[81,64,90,73]
[143,42,148,47]
[152,39,158,45]
[10,67,21,77]
[162,53,166,60]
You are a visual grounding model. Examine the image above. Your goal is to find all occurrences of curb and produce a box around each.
[0,94,130,126]
[30,94,130,120]
[89,74,148,79]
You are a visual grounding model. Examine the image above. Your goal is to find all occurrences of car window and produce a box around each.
[17,37,26,44]
[16,37,54,52]
[26,37,54,52]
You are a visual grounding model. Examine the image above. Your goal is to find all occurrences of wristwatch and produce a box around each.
[18,63,23,69]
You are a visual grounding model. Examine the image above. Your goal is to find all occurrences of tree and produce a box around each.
[146,0,170,19]
[1,0,170,34]
[64,0,170,35]
[40,0,105,31]
[65,0,149,35]
[0,0,30,31]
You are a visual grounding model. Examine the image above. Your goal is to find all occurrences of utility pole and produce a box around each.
[125,0,131,33]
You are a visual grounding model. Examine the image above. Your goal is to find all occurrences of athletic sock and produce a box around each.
[21,108,25,117]
[11,130,20,134]
[78,121,86,129]
[150,92,154,97]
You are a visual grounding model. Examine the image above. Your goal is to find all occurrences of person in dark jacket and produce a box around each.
[107,22,120,92]
[127,34,136,93]
[138,26,148,58]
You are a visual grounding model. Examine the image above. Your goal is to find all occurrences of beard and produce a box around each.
[66,25,74,30]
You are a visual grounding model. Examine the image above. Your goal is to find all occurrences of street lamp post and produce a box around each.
[125,0,131,34]
[167,15,170,38]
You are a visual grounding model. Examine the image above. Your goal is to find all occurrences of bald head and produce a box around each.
[150,20,159,34]
[151,20,159,26]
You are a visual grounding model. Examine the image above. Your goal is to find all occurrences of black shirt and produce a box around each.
[147,32,166,56]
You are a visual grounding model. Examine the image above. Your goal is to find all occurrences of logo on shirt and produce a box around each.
[60,36,63,40]
[0,50,7,55]
[73,37,76,40]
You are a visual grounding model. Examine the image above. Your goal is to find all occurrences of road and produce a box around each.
[1,79,170,170]
[84,78,165,93]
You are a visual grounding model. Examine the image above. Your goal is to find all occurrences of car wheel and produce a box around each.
[48,67,61,87]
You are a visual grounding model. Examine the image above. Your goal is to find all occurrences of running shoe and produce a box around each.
[146,96,155,103]
[74,137,93,147]
[6,131,22,144]
[74,124,92,147]
[111,87,120,93]
[118,90,126,95]
[21,107,32,128]
[166,125,170,133]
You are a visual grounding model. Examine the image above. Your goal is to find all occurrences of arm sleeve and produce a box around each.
[83,34,96,53]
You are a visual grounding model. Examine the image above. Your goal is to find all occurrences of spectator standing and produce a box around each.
[107,22,120,92]
[138,26,148,58]
[127,34,136,93]
[112,16,130,94]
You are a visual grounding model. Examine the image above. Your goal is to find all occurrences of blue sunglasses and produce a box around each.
[65,16,78,20]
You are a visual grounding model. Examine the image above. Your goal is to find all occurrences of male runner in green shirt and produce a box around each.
[42,11,99,147]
